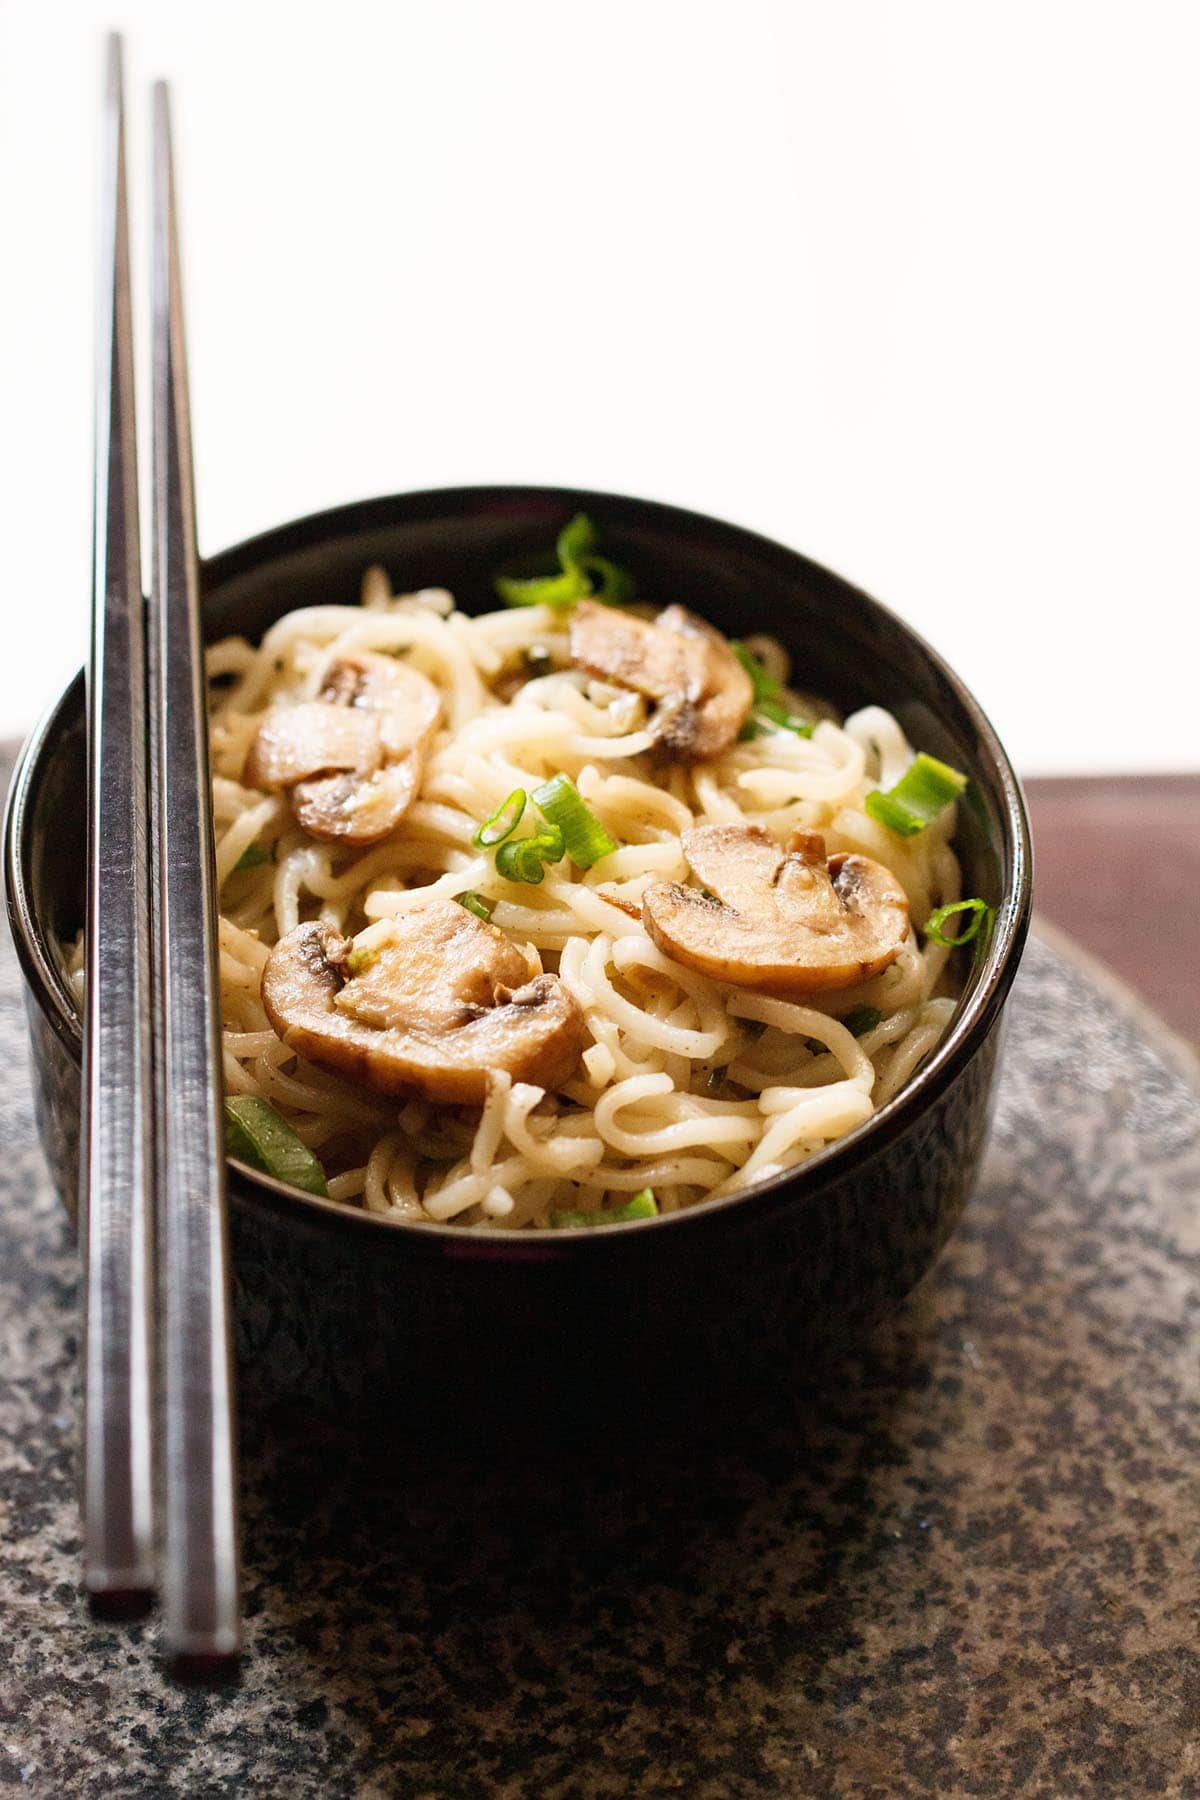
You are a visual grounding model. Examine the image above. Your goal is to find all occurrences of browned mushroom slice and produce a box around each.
[642,823,909,997]
[244,652,442,845]
[291,763,423,844]
[568,600,752,760]
[261,902,586,1105]
[245,702,379,788]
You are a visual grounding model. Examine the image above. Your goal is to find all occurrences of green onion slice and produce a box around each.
[842,1005,882,1038]
[578,554,635,604]
[494,839,534,883]
[864,752,969,837]
[456,890,493,921]
[610,1189,658,1221]
[729,647,812,740]
[471,788,527,849]
[531,773,618,869]
[494,823,565,885]
[494,513,634,610]
[730,641,782,703]
[557,512,596,565]
[495,565,590,610]
[548,1189,658,1228]
[224,1095,329,1197]
[233,841,272,872]
[924,898,993,948]
[752,699,814,738]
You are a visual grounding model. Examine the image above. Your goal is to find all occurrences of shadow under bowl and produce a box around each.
[4,486,1032,1445]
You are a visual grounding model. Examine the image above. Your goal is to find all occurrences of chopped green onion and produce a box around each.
[495,566,589,610]
[578,554,636,604]
[530,773,618,869]
[345,943,381,977]
[456,890,493,921]
[548,1189,658,1228]
[569,521,636,602]
[729,644,813,740]
[749,699,814,739]
[842,1005,882,1038]
[233,841,272,872]
[495,514,596,608]
[495,513,634,610]
[471,788,527,849]
[731,641,782,703]
[494,823,565,885]
[557,512,595,565]
[494,839,532,882]
[611,1189,658,1221]
[924,898,993,948]
[224,1096,328,1197]
[477,792,568,883]
[864,752,969,837]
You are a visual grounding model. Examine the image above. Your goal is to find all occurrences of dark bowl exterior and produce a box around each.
[5,486,1031,1438]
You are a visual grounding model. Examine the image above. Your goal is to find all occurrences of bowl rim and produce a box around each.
[4,482,1033,1255]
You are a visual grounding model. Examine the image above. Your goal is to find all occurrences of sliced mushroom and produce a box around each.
[568,601,753,760]
[244,652,442,845]
[261,901,586,1105]
[642,824,909,997]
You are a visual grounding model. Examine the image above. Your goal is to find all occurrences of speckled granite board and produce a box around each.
[2,869,1198,1795]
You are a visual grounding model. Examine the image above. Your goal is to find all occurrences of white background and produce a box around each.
[2,1,1197,773]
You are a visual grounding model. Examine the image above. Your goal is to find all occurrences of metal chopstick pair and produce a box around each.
[82,33,239,1674]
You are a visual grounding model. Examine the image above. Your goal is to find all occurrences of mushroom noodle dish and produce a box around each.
[69,517,992,1229]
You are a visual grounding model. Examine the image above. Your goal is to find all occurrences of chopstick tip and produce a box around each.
[166,1646,242,1689]
[86,1578,156,1623]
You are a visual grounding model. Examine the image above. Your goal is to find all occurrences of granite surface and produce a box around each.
[2,900,1198,1795]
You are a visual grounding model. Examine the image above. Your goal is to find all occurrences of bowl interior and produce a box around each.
[9,485,1030,1221]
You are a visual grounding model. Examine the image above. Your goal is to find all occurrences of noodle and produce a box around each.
[68,566,970,1228]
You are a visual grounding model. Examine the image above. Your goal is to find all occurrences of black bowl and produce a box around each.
[4,486,1031,1442]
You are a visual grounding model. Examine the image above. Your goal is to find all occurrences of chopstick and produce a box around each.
[149,79,241,1673]
[81,32,156,1619]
